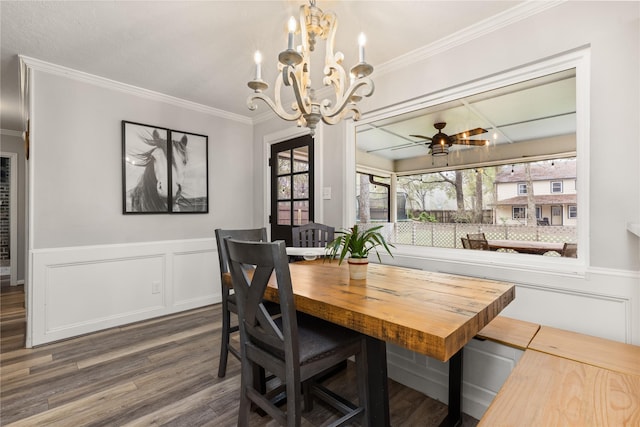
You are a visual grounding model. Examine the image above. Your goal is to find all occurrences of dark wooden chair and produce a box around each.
[292,222,335,247]
[225,238,368,426]
[561,242,577,258]
[461,237,470,249]
[215,227,271,378]
[467,233,489,250]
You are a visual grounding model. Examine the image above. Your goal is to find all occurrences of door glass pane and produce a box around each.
[278,176,291,199]
[293,173,309,199]
[293,200,309,226]
[293,146,309,172]
[278,201,291,225]
[278,152,291,174]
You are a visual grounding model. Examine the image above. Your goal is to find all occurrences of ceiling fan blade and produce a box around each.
[449,127,488,140]
[451,139,490,146]
[409,134,433,141]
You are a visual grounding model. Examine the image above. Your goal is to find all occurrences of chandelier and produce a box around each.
[247,0,374,136]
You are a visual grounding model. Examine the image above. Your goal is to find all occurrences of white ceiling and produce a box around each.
[1,0,524,132]
[357,69,576,160]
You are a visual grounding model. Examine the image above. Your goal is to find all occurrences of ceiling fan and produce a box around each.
[410,122,489,156]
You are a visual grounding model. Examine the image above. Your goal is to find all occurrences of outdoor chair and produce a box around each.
[292,222,335,248]
[561,242,577,258]
[461,237,470,249]
[467,233,489,250]
[225,238,368,427]
[214,227,279,378]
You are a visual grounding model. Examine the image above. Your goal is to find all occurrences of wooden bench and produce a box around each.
[479,326,640,426]
[479,349,640,426]
[474,316,540,350]
[528,326,640,376]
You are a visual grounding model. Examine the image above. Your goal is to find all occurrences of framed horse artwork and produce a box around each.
[121,121,209,214]
[168,129,209,213]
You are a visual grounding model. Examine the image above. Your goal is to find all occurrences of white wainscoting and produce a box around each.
[29,238,220,347]
[388,339,524,421]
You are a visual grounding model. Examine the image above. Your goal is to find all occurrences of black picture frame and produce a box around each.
[121,121,209,214]
[122,121,170,214]
[169,129,209,213]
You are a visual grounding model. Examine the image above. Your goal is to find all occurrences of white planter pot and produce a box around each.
[347,257,369,280]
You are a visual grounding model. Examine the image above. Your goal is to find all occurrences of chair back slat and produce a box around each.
[292,223,335,247]
[467,233,488,250]
[215,228,268,274]
[461,237,470,249]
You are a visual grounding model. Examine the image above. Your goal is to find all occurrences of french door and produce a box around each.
[270,135,314,245]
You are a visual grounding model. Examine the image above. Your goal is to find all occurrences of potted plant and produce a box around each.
[326,224,394,280]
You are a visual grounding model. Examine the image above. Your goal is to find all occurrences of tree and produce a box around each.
[524,162,537,225]
[474,169,484,223]
[430,171,464,211]
[358,173,371,223]
[397,176,430,213]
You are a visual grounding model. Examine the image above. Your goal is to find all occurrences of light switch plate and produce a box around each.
[323,187,331,200]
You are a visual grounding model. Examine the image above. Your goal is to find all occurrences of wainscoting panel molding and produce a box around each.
[29,238,219,347]
[172,248,220,309]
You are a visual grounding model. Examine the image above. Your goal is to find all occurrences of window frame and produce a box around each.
[551,181,563,193]
[345,47,591,275]
[517,183,528,195]
[512,206,526,220]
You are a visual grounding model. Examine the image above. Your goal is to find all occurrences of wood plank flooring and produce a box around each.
[1,284,479,426]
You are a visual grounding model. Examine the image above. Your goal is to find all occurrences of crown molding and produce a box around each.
[376,1,565,77]
[19,55,253,125]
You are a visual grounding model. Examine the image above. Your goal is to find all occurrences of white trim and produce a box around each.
[0,152,18,286]
[19,55,252,125]
[345,121,357,229]
[262,126,324,236]
[25,69,34,348]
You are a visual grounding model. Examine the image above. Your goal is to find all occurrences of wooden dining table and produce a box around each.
[264,260,515,426]
[487,239,564,255]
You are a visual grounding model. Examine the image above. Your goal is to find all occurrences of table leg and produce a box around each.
[439,347,463,427]
[365,336,390,426]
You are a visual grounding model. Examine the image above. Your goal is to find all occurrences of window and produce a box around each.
[356,173,390,222]
[513,206,526,219]
[568,205,577,219]
[355,158,578,250]
[551,181,563,193]
[352,60,586,259]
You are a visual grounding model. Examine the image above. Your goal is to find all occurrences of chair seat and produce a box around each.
[253,313,362,366]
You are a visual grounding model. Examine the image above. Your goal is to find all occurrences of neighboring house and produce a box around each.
[493,160,577,226]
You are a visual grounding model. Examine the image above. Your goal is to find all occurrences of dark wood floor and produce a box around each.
[0,284,479,426]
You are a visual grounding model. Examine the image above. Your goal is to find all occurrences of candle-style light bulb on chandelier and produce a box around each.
[247,0,375,137]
